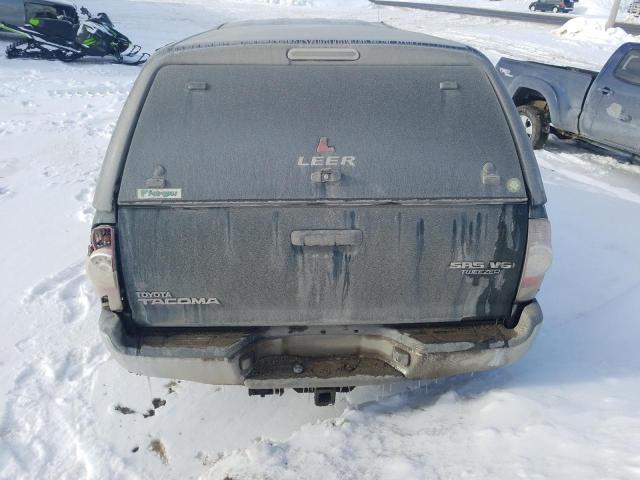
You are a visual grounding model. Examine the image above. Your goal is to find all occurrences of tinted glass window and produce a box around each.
[615,50,640,86]
[25,2,76,21]
[25,3,57,19]
[119,65,525,203]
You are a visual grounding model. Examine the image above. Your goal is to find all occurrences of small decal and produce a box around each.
[316,137,336,154]
[506,178,522,193]
[499,67,513,78]
[136,291,220,305]
[137,188,182,200]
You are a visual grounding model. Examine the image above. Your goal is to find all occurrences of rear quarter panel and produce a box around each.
[497,58,596,133]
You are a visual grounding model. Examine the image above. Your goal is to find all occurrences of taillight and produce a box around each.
[86,225,123,311]
[516,218,552,303]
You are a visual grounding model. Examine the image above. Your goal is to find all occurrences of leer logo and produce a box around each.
[316,136,336,154]
[297,137,356,167]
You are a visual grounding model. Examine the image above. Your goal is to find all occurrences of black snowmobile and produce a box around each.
[0,6,148,65]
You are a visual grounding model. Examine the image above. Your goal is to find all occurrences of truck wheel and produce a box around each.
[529,4,536,10]
[552,6,559,12]
[517,105,549,150]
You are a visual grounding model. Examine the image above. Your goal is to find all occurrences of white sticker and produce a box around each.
[137,188,182,200]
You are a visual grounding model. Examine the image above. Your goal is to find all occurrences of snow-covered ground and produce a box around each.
[391,0,640,24]
[1,1,640,478]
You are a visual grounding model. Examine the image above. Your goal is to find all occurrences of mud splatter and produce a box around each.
[149,438,168,464]
[114,405,135,415]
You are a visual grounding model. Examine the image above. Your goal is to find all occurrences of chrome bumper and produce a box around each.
[100,301,542,388]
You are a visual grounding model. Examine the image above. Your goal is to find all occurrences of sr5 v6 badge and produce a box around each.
[450,261,515,275]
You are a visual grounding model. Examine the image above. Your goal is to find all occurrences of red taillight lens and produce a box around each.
[89,226,112,250]
[516,218,552,303]
[86,225,123,311]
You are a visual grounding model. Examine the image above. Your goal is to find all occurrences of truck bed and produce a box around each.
[496,57,598,132]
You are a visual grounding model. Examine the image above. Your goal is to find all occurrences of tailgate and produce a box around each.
[117,62,529,327]
[118,204,527,327]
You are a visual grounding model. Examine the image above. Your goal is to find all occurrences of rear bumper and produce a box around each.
[99,301,542,388]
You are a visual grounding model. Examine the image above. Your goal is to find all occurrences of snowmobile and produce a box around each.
[0,6,148,65]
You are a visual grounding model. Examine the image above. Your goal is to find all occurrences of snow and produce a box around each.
[554,16,639,43]
[392,0,640,19]
[1,0,640,479]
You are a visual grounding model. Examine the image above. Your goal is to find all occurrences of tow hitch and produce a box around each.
[247,387,355,406]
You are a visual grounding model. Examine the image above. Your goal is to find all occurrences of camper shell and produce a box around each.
[90,20,549,403]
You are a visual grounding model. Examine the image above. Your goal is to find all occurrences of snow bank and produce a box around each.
[554,16,639,43]
[388,0,637,17]
[257,0,369,6]
[572,0,623,16]
[132,0,369,8]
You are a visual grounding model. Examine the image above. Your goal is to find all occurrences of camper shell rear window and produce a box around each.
[118,64,526,203]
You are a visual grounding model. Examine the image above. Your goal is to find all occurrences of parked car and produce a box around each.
[0,0,77,26]
[497,43,640,156]
[87,19,552,406]
[629,0,640,17]
[528,0,574,12]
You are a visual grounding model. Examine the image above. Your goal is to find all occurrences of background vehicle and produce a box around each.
[528,0,574,12]
[88,20,551,406]
[0,0,76,26]
[0,0,147,64]
[629,0,640,17]
[497,43,640,156]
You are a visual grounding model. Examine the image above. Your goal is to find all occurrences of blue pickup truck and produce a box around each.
[497,43,640,157]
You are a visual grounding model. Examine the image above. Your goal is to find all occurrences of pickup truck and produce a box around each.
[497,43,640,157]
[87,19,552,406]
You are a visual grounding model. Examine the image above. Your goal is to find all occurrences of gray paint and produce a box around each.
[497,57,598,132]
[581,44,640,154]
[119,64,526,203]
[90,20,545,330]
[93,20,547,213]
[497,42,640,155]
[118,203,528,327]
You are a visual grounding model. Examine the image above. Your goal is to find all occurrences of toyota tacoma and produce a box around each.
[87,20,552,406]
